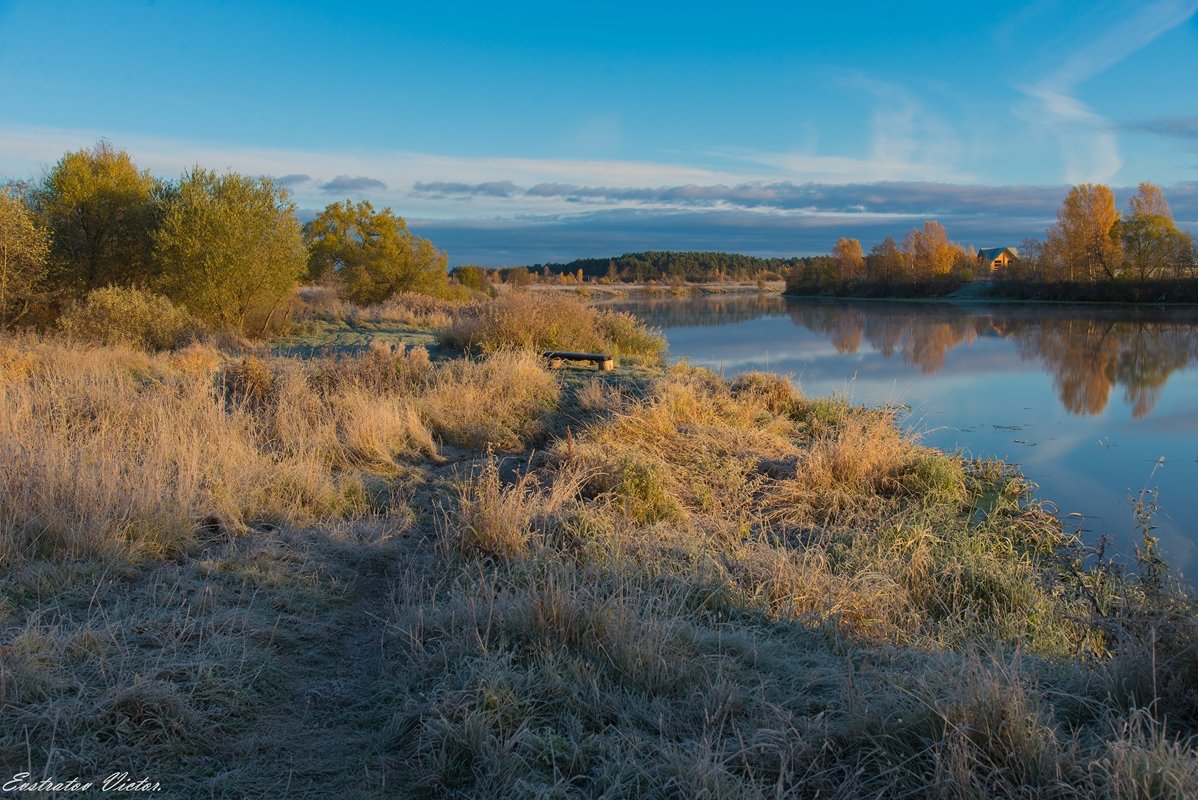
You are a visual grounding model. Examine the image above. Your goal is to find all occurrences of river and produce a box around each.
[608,294,1198,575]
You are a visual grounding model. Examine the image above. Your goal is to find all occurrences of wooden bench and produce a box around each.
[543,351,616,371]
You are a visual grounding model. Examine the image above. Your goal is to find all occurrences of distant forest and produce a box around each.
[516,251,802,283]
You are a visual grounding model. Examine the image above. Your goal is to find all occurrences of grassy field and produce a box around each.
[1,290,1196,798]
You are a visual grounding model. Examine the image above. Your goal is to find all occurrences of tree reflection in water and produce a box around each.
[607,295,1198,419]
[785,302,1198,418]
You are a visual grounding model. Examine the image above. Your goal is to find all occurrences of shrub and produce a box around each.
[439,291,665,361]
[57,287,196,350]
[454,265,497,298]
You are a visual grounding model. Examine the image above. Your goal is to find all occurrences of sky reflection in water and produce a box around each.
[609,295,1198,575]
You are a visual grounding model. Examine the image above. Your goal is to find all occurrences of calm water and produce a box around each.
[609,294,1198,574]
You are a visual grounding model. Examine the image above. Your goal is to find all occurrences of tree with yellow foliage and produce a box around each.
[903,221,957,279]
[303,200,448,305]
[832,236,864,281]
[0,189,50,328]
[33,140,157,294]
[1046,184,1122,281]
[1121,182,1191,282]
[155,169,306,335]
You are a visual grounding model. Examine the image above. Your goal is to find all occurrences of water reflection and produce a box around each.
[599,293,788,328]
[785,303,986,374]
[616,295,1198,419]
[1004,317,1198,418]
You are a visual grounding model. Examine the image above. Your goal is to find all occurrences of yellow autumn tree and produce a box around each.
[832,236,864,281]
[903,221,957,279]
[1046,184,1122,281]
[0,189,50,328]
[302,200,448,305]
[155,169,306,335]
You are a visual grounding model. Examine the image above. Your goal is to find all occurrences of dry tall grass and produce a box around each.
[439,290,666,361]
[293,286,463,330]
[376,362,1197,798]
[3,330,1195,798]
[57,286,198,350]
[0,335,561,563]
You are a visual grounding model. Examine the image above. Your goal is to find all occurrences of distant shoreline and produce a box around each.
[503,280,788,298]
[783,278,1198,308]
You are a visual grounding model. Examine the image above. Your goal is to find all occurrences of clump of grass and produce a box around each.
[541,363,1092,652]
[1094,711,1198,799]
[449,458,581,560]
[920,652,1066,795]
[58,286,197,350]
[421,351,560,450]
[729,370,802,416]
[310,339,433,395]
[293,285,351,320]
[0,340,267,562]
[293,286,467,330]
[439,291,665,362]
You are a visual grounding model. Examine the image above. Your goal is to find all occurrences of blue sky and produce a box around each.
[2,0,1197,265]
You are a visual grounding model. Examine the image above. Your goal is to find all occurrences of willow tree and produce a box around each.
[34,140,157,294]
[1046,184,1122,281]
[303,200,448,305]
[1121,183,1189,282]
[0,190,50,328]
[155,169,306,334]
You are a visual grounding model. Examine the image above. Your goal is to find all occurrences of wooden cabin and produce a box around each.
[977,246,1019,273]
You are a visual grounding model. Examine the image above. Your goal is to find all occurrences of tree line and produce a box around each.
[0,141,451,336]
[507,251,801,284]
[784,220,979,297]
[784,182,1197,300]
[1003,182,1196,294]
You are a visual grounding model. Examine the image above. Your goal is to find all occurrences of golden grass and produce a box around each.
[420,351,560,450]
[294,286,464,330]
[439,290,666,361]
[0,335,561,563]
[57,286,198,350]
[3,329,1196,797]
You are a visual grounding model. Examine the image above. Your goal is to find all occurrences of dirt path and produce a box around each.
[223,543,405,798]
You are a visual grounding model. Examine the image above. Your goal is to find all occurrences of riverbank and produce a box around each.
[2,291,1196,797]
[785,277,1198,307]
[514,279,787,299]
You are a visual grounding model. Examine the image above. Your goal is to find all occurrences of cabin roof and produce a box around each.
[978,246,1019,261]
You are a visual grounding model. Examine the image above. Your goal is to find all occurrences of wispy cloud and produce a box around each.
[1018,0,1198,182]
[710,76,971,185]
[412,180,519,197]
